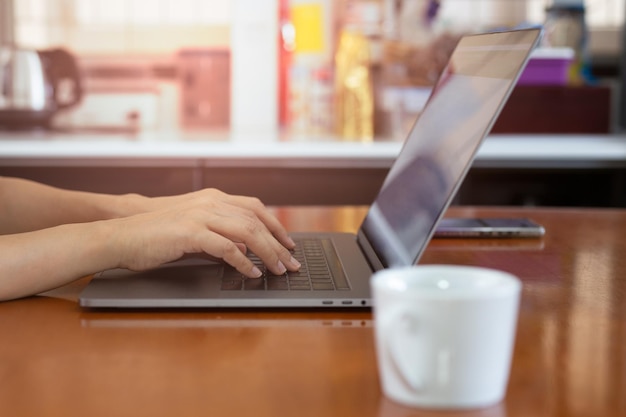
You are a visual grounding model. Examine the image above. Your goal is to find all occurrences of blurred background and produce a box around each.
[0,0,623,138]
[0,0,625,208]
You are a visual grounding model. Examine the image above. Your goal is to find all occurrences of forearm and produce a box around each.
[0,221,120,301]
[0,177,149,234]
[0,187,301,301]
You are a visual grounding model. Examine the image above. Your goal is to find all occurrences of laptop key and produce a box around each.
[312,282,335,290]
[221,279,243,290]
[290,284,312,290]
[220,238,349,292]
[267,280,289,291]
[243,278,266,290]
[320,239,350,290]
[288,276,310,283]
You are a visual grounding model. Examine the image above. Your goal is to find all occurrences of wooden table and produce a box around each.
[1,206,625,417]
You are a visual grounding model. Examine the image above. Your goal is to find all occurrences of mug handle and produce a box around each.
[384,308,426,394]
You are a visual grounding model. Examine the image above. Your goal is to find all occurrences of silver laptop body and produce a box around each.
[79,29,541,309]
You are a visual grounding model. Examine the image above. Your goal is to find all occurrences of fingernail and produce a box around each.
[276,260,287,275]
[290,256,301,269]
[287,237,296,247]
[251,266,263,278]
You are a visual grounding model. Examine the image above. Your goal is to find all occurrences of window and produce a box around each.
[14,0,231,54]
[527,0,624,28]
[436,0,623,56]
[12,0,625,56]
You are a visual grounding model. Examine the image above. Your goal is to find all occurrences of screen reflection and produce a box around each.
[361,30,539,267]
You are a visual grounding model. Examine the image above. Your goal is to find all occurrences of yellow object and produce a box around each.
[291,3,325,54]
[334,30,374,142]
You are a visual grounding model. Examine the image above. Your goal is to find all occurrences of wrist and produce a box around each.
[113,193,152,218]
[88,219,126,271]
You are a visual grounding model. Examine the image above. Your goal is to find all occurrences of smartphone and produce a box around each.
[434,218,545,238]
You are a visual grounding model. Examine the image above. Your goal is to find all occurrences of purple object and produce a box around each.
[518,47,574,86]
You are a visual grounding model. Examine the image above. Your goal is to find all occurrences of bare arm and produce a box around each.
[0,221,117,300]
[0,177,155,235]
[0,176,148,234]
[0,186,299,302]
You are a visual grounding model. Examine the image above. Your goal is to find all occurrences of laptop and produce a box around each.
[79,28,541,309]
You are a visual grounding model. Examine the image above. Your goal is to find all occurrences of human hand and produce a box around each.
[107,189,300,278]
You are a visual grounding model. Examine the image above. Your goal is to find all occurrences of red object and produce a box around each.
[278,0,293,127]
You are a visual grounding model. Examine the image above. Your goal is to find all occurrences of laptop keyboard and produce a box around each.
[220,238,350,291]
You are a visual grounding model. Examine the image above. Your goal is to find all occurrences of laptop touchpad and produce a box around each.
[83,260,223,302]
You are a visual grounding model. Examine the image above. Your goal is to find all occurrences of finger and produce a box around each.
[225,195,296,249]
[199,231,262,278]
[182,198,299,275]
[235,242,247,254]
[207,213,300,275]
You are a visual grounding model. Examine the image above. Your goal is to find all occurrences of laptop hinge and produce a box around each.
[357,229,385,272]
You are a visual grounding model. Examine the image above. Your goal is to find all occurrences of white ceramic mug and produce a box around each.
[371,265,521,409]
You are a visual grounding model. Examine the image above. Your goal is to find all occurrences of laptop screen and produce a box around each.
[360,29,541,268]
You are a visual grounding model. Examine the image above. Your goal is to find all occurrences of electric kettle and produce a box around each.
[0,47,83,128]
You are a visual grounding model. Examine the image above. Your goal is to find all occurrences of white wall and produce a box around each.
[11,0,625,55]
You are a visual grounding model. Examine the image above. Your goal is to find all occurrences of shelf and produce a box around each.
[1,132,624,206]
